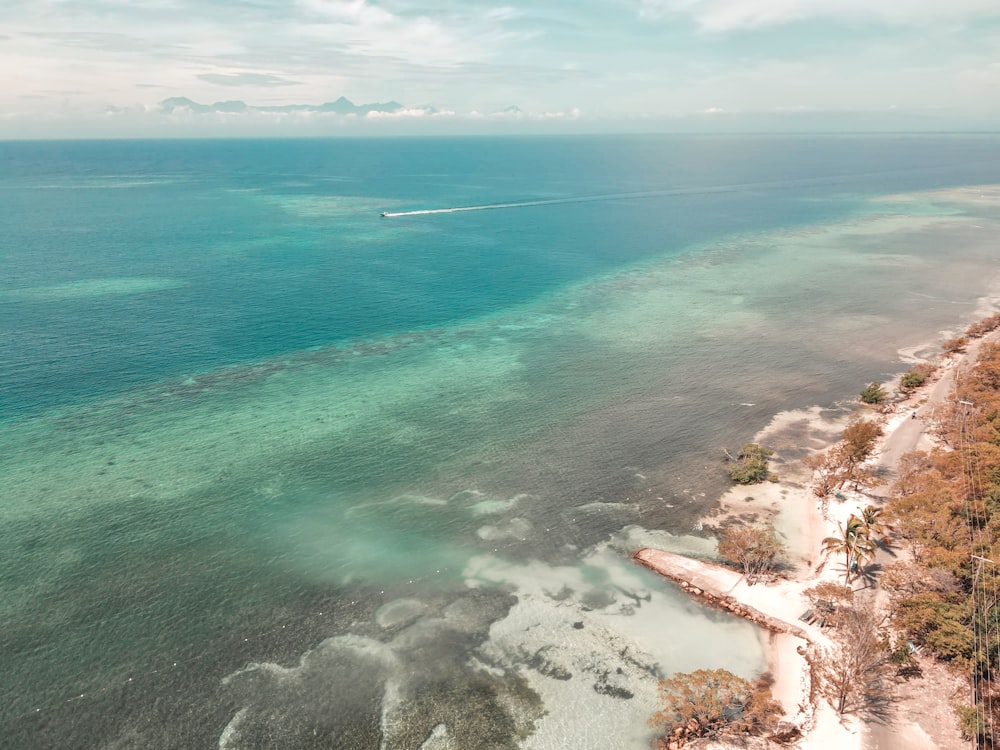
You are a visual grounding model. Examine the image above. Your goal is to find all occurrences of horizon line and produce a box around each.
[3,129,1000,144]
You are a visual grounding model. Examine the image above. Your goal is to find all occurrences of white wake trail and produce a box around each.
[380,190,688,218]
[378,173,892,218]
[381,198,570,218]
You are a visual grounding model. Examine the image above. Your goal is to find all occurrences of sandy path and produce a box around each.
[875,347,966,480]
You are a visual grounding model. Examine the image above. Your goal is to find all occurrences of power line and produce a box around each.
[958,399,989,747]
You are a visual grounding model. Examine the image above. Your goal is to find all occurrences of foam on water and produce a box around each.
[215,538,763,749]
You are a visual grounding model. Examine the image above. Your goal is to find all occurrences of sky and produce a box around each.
[3,0,1000,137]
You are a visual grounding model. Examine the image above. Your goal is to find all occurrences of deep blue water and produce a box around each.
[3,134,1000,749]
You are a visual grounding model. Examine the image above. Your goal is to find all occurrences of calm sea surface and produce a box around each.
[3,135,1000,748]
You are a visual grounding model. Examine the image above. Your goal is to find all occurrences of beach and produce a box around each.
[634,322,1000,748]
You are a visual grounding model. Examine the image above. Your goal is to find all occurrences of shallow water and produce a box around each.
[3,137,1000,748]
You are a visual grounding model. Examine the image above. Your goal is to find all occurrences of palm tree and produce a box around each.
[860,504,894,547]
[822,515,877,584]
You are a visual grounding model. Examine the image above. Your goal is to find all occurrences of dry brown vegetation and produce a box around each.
[883,341,1000,747]
[648,669,783,749]
[808,418,884,497]
[966,312,1000,339]
[944,337,970,354]
[819,604,893,717]
[717,523,786,585]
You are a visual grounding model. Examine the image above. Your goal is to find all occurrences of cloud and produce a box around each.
[533,107,580,120]
[157,95,404,116]
[638,0,1000,31]
[3,0,999,136]
[364,106,454,119]
[95,94,580,132]
[294,0,482,66]
[197,72,301,87]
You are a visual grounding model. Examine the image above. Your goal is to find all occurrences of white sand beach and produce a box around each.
[635,323,1000,748]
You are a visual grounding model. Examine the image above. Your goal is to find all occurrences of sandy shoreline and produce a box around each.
[634,318,1000,748]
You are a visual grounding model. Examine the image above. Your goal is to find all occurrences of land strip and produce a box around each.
[634,322,1000,749]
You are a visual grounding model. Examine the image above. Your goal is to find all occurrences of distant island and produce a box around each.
[158,96,410,117]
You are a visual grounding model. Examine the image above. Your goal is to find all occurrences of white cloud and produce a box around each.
[639,0,1000,31]
[295,0,483,66]
[529,107,580,120]
[364,106,454,118]
[297,0,396,26]
[2,0,999,135]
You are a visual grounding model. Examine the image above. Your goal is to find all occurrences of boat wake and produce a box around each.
[381,189,707,218]
[378,174,866,218]
[380,197,582,218]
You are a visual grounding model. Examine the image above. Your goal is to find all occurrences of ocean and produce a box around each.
[2,135,1000,748]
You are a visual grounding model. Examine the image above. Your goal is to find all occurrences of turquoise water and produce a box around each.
[3,136,1000,748]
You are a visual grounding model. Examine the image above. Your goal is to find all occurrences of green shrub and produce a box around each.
[889,638,915,667]
[900,363,935,390]
[727,443,776,484]
[957,705,987,741]
[859,382,888,404]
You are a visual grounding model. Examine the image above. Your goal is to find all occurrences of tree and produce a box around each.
[819,604,891,715]
[957,704,991,746]
[648,669,782,748]
[726,443,776,484]
[822,515,878,584]
[860,504,894,547]
[841,419,882,465]
[836,420,886,491]
[893,593,974,664]
[807,449,845,498]
[886,454,967,568]
[717,523,786,585]
[860,381,889,405]
[808,419,884,496]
